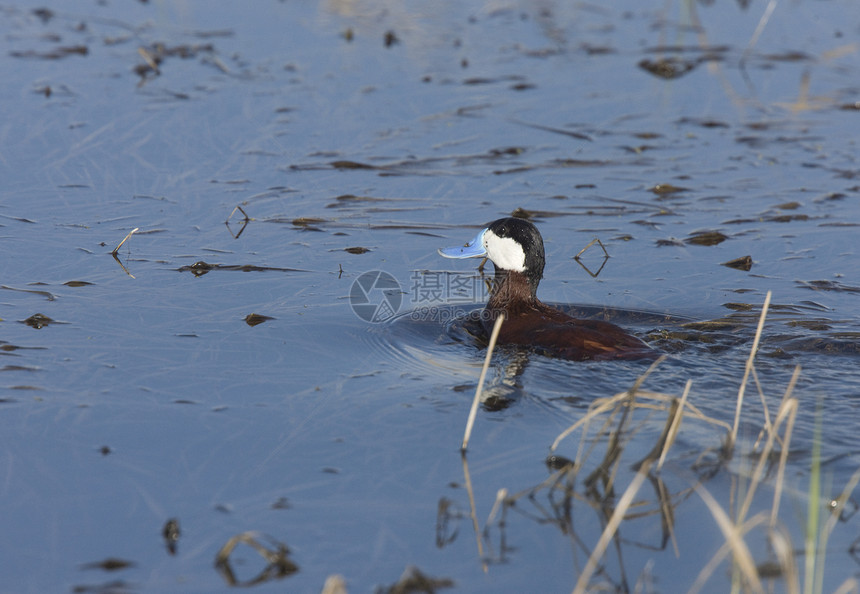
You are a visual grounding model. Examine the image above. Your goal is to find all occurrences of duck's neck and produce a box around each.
[487,269,539,313]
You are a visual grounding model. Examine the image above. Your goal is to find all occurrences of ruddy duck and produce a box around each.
[439,217,653,361]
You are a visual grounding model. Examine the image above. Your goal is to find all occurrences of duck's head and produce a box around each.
[439,217,545,296]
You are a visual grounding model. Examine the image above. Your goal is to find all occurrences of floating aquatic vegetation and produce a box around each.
[244,313,274,327]
[722,255,753,271]
[214,531,298,587]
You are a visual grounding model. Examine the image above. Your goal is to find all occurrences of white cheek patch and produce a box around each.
[484,231,526,272]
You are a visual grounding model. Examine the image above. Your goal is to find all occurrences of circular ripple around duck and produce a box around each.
[358,304,490,385]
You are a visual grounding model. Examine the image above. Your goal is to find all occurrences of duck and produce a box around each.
[439,217,653,361]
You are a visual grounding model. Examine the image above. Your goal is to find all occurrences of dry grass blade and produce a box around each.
[730,290,771,451]
[112,227,139,255]
[461,313,504,452]
[690,484,765,593]
[137,46,159,74]
[485,488,508,527]
[551,355,666,452]
[768,366,801,527]
[226,204,251,223]
[687,513,766,594]
[657,379,691,472]
[826,467,860,537]
[572,460,652,594]
[833,577,860,594]
[768,526,799,594]
[741,0,779,64]
[736,397,797,529]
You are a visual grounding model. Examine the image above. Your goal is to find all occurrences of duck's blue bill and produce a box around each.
[438,228,487,259]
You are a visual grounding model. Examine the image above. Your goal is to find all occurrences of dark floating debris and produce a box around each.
[797,280,860,294]
[326,194,389,209]
[763,50,813,62]
[271,497,291,510]
[244,313,274,327]
[215,531,298,587]
[21,313,55,329]
[2,284,56,301]
[649,183,689,196]
[379,565,454,594]
[177,261,303,276]
[10,45,88,60]
[722,255,753,271]
[64,281,93,287]
[80,558,136,571]
[677,117,730,129]
[723,213,810,224]
[463,74,526,86]
[163,518,180,556]
[331,160,376,170]
[546,454,575,470]
[181,261,215,276]
[510,119,593,141]
[685,230,728,246]
[344,247,370,254]
[32,7,54,22]
[638,56,699,79]
[384,30,399,47]
[134,42,216,83]
[291,217,328,228]
[0,365,41,373]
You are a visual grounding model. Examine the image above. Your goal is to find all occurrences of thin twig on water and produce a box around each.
[112,227,139,256]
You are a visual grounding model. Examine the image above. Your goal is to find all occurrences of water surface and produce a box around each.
[1,1,860,592]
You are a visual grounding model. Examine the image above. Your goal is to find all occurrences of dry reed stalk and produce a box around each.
[485,488,508,527]
[461,313,504,452]
[769,526,799,594]
[551,356,666,452]
[768,367,801,527]
[687,512,767,594]
[741,0,780,65]
[730,290,772,450]
[112,227,139,255]
[657,379,692,472]
[833,578,860,594]
[735,398,797,527]
[690,486,766,593]
[574,237,609,261]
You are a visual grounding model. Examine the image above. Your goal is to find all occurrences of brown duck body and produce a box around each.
[441,217,654,362]
[483,270,653,362]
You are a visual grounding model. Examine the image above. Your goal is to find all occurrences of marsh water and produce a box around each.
[2,1,860,592]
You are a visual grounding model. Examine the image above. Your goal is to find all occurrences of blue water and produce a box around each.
[2,1,860,592]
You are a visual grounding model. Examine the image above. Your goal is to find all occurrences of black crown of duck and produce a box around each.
[439,217,653,361]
